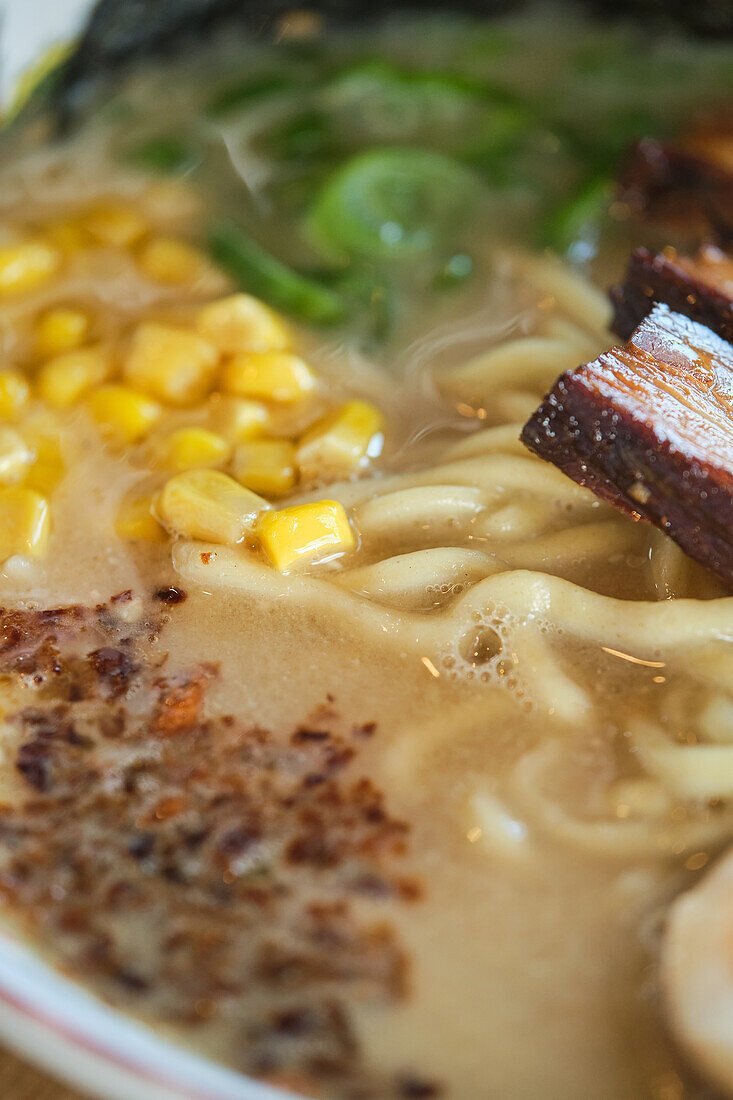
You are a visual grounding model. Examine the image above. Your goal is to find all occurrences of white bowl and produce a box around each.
[0,920,293,1099]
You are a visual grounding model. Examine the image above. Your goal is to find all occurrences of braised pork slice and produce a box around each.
[521,304,733,586]
[611,245,733,342]
[619,118,733,244]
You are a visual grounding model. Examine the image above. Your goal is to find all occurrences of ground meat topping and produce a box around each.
[154,586,187,604]
[0,596,435,1098]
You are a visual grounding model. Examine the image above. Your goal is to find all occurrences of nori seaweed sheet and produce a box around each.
[20,0,733,134]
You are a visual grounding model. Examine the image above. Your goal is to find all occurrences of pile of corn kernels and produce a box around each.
[0,199,385,572]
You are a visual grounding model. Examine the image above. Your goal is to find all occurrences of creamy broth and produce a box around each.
[0,8,729,1100]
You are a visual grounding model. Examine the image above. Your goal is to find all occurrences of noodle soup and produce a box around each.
[0,7,729,1098]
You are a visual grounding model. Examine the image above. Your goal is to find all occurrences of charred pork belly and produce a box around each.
[611,245,733,342]
[521,304,733,586]
[619,117,733,244]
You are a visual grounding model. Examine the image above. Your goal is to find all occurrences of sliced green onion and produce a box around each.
[206,74,295,119]
[570,110,664,171]
[324,61,477,112]
[207,221,346,326]
[307,148,483,261]
[434,252,474,289]
[459,104,534,175]
[323,60,506,111]
[539,176,613,260]
[264,108,335,162]
[320,61,500,151]
[123,135,199,175]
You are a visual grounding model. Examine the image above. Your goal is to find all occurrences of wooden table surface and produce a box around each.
[0,1046,83,1099]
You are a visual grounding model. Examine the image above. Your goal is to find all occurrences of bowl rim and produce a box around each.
[0,921,294,1100]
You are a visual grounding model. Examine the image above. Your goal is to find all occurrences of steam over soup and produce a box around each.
[0,6,730,1099]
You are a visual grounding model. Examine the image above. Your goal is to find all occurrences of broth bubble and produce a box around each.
[460,626,502,666]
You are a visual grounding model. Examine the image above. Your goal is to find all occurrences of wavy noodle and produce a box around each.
[491,390,545,422]
[355,485,484,540]
[435,336,584,404]
[171,252,731,864]
[508,627,591,722]
[296,454,595,514]
[502,250,613,341]
[474,520,642,565]
[467,791,534,861]
[443,423,527,459]
[175,548,732,671]
[648,527,695,600]
[334,520,639,609]
[474,499,561,539]
[538,313,603,359]
[630,720,733,802]
[380,695,504,786]
[683,648,733,691]
[699,694,733,743]
[454,572,732,657]
[334,547,498,610]
[510,741,733,860]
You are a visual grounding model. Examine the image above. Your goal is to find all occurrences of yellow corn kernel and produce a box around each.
[36,346,113,409]
[137,237,209,286]
[36,307,90,357]
[297,400,385,480]
[0,487,50,560]
[0,240,61,295]
[82,202,147,248]
[0,427,34,484]
[0,370,30,421]
[222,351,316,404]
[233,440,297,497]
[24,434,63,495]
[157,427,231,472]
[156,469,266,545]
[196,294,291,355]
[45,219,90,255]
[115,496,166,543]
[256,499,354,571]
[124,322,219,407]
[87,385,162,444]
[210,395,270,443]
